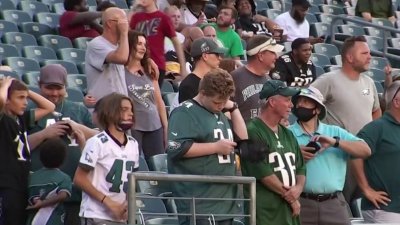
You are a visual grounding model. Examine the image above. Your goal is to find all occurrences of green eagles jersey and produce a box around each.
[241,118,305,225]
[167,100,240,220]
[27,168,72,225]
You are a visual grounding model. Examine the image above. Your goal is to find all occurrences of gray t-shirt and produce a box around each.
[125,69,162,131]
[85,36,127,100]
[231,66,269,122]
[311,70,380,134]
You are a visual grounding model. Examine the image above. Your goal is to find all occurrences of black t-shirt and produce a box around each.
[270,52,317,87]
[178,73,201,103]
[0,111,32,192]
[238,16,270,35]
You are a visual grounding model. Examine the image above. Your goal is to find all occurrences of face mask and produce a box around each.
[293,107,316,122]
[117,121,133,132]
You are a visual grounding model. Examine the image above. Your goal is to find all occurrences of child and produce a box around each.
[74,93,140,224]
[27,138,72,225]
[0,77,55,225]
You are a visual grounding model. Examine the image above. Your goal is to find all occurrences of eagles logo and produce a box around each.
[272,72,281,80]
[168,141,181,150]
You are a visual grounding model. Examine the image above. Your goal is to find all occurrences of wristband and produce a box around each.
[333,136,340,148]
[222,102,238,113]
[101,195,107,203]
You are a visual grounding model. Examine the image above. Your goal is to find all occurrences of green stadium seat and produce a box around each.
[38,34,73,51]
[374,80,384,93]
[310,22,330,38]
[162,93,177,106]
[344,6,355,16]
[371,18,394,28]
[136,193,168,221]
[21,71,41,86]
[388,37,400,48]
[336,25,365,41]
[52,3,65,14]
[363,36,384,52]
[66,74,87,94]
[57,48,85,65]
[148,154,167,173]
[331,55,342,66]
[324,65,341,72]
[317,13,344,25]
[73,37,93,49]
[144,218,179,225]
[267,0,282,10]
[87,0,97,6]
[363,68,386,81]
[0,10,32,25]
[0,20,19,37]
[313,43,340,58]
[309,0,324,5]
[18,1,50,19]
[161,80,174,93]
[109,0,129,9]
[66,87,85,102]
[305,13,318,24]
[308,4,320,14]
[22,46,57,64]
[39,0,64,7]
[266,9,281,20]
[0,43,20,61]
[283,41,292,52]
[311,53,331,67]
[319,4,345,15]
[315,66,325,77]
[34,12,61,30]
[0,0,17,10]
[0,70,21,80]
[1,32,37,52]
[19,22,55,39]
[364,27,389,38]
[370,56,388,70]
[3,57,41,76]
[254,0,268,10]
[42,59,79,74]
[326,0,346,7]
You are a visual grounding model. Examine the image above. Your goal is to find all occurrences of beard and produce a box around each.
[292,10,305,24]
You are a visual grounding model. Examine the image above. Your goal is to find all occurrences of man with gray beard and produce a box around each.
[231,35,284,122]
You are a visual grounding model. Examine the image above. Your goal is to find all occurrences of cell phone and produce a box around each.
[306,141,320,154]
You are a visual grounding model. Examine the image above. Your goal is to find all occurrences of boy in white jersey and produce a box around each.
[74,93,139,225]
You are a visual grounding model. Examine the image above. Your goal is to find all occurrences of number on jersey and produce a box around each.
[214,128,233,164]
[269,152,296,187]
[106,160,136,193]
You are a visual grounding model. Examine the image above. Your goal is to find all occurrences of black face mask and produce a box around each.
[293,107,316,122]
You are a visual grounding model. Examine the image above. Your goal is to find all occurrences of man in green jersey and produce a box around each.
[167,68,247,225]
[241,80,306,225]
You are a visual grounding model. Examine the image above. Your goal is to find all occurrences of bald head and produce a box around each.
[102,7,127,23]
[202,25,216,39]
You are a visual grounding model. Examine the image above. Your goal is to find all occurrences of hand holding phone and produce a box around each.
[306,141,321,154]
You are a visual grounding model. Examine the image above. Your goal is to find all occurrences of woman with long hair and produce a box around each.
[125,30,168,159]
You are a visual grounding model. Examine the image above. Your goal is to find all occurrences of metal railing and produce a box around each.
[128,172,257,225]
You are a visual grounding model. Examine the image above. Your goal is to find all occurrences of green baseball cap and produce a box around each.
[259,80,300,99]
[190,37,226,58]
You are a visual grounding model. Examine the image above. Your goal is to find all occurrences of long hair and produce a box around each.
[127,30,154,79]
[96,93,134,130]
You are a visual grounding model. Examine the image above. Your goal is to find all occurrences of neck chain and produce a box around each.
[299,121,317,137]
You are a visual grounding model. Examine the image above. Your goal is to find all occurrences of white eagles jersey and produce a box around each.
[79,131,139,221]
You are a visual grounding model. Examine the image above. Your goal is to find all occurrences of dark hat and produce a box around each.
[190,37,226,58]
[292,0,311,7]
[259,80,300,99]
[39,64,67,87]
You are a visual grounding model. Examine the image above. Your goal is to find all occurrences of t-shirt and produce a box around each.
[289,121,361,193]
[270,52,316,87]
[59,11,100,41]
[125,69,162,131]
[210,23,244,58]
[241,118,305,225]
[180,5,200,25]
[167,100,239,220]
[231,66,269,122]
[130,11,177,71]
[85,36,128,100]
[311,70,380,134]
[238,16,270,35]
[79,131,139,221]
[0,110,33,192]
[355,0,394,18]
[27,168,72,225]
[164,32,185,53]
[28,100,94,202]
[178,73,201,103]
[357,112,400,213]
[274,12,310,41]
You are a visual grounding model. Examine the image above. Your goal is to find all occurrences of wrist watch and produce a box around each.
[223,102,238,113]
[333,136,340,148]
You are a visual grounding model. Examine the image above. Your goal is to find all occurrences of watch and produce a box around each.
[333,136,340,148]
[223,102,238,113]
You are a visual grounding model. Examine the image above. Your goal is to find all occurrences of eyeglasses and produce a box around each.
[392,85,400,102]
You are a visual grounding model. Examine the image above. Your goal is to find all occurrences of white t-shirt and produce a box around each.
[85,36,128,100]
[274,12,310,41]
[164,32,185,53]
[79,131,139,221]
[181,5,199,25]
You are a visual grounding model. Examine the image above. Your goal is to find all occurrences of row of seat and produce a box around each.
[0,0,129,11]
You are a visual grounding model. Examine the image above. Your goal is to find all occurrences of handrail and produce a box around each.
[128,172,257,225]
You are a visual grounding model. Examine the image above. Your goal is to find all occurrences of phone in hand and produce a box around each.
[272,28,283,41]
[306,141,321,154]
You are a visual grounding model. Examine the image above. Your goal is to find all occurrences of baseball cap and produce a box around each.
[190,37,226,58]
[259,80,300,99]
[292,0,311,8]
[247,38,284,56]
[292,86,326,120]
[39,64,67,87]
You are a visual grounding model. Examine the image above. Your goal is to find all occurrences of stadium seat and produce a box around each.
[363,68,386,81]
[42,59,79,74]
[364,27,388,39]
[73,37,93,49]
[21,71,41,86]
[313,43,340,58]
[0,20,19,37]
[308,4,320,14]
[57,48,85,65]
[0,43,20,61]
[344,7,355,16]
[283,41,292,52]
[388,37,400,48]
[267,0,282,10]
[144,217,179,225]
[148,154,167,173]
[66,74,87,94]
[331,55,342,66]
[311,53,331,67]
[139,155,149,171]
[34,12,61,30]
[18,1,50,19]
[0,10,32,25]
[324,65,341,72]
[319,4,345,15]
[305,13,318,24]
[0,70,20,80]
[52,3,65,14]
[314,66,325,77]
[1,32,37,52]
[317,14,344,25]
[0,0,17,10]
[370,56,388,70]
[66,87,85,102]
[77,62,85,74]
[2,57,41,76]
[371,18,394,28]
[87,0,97,6]
[326,0,346,7]
[309,0,324,5]
[254,0,268,10]
[266,9,281,20]
[38,34,73,51]
[309,22,330,38]
[136,193,168,221]
[363,36,384,52]
[336,25,365,41]
[22,46,57,64]
[162,93,177,106]
[109,0,129,9]
[39,0,64,7]
[19,22,55,39]
[374,80,384,93]
[161,80,174,93]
